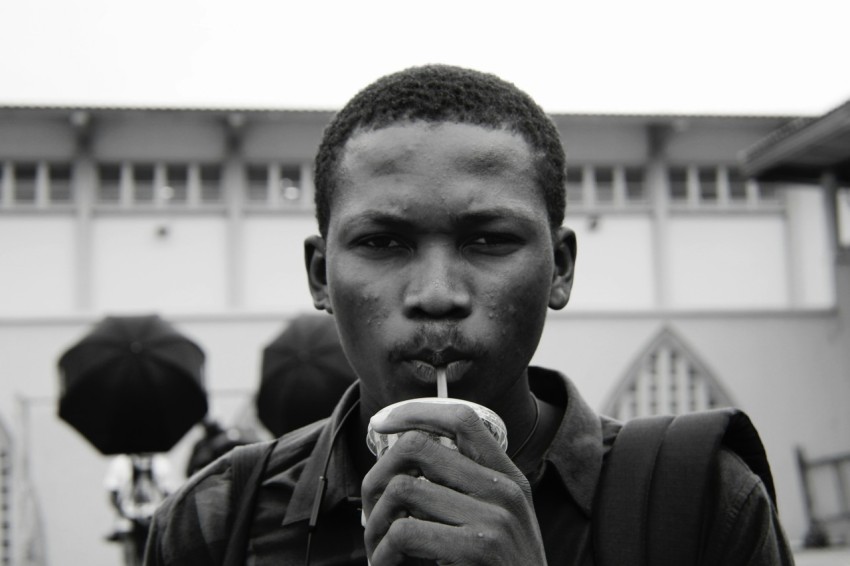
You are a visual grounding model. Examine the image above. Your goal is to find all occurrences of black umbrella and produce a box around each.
[257,314,357,437]
[57,314,208,455]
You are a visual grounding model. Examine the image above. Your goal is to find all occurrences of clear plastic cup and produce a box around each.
[366,397,508,459]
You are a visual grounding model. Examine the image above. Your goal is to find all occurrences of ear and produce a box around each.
[548,227,576,310]
[304,235,333,313]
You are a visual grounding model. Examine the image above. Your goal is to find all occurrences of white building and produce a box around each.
[1,103,848,564]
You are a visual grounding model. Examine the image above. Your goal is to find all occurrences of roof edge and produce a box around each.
[740,98,850,176]
[0,103,804,122]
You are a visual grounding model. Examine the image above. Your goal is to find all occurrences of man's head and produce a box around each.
[305,65,575,416]
[314,64,566,238]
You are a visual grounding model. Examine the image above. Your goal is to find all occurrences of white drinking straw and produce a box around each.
[437,366,448,398]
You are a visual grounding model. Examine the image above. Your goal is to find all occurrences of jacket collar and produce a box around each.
[281,382,363,527]
[528,366,607,516]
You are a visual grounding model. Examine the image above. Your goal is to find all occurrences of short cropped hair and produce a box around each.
[313,64,566,237]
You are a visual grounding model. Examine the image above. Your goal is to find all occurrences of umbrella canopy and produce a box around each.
[58,314,207,455]
[257,314,357,437]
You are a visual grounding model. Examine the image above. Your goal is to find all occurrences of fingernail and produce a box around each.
[370,410,387,429]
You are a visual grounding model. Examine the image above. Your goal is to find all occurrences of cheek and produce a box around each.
[357,292,390,330]
[327,276,390,363]
[483,277,550,343]
[331,286,388,332]
[327,253,396,321]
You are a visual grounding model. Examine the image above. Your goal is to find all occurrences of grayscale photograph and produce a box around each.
[1,1,848,564]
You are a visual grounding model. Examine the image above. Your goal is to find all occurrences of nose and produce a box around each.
[402,246,472,319]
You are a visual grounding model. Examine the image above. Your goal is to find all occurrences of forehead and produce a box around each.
[340,121,535,180]
[327,121,549,234]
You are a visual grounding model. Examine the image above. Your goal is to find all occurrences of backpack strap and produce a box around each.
[594,415,674,566]
[647,410,737,566]
[221,439,278,566]
[594,408,774,566]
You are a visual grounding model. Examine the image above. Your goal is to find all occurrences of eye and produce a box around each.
[357,235,405,249]
[467,233,518,246]
[469,234,505,245]
[464,233,522,255]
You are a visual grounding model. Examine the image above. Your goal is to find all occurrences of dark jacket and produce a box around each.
[146,367,793,565]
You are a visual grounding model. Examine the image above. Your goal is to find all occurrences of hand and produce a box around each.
[361,401,547,565]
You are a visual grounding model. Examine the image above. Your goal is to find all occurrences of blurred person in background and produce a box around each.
[106,453,174,565]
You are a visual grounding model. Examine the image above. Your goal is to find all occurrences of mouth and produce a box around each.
[406,358,474,387]
[389,332,485,390]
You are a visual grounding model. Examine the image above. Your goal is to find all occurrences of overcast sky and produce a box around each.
[1,0,848,116]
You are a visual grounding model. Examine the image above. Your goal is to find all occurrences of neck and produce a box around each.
[512,397,560,476]
[349,409,376,479]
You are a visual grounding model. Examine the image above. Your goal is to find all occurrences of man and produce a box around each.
[146,65,792,565]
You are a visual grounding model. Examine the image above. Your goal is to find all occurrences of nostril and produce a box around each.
[403,251,472,317]
[403,284,472,319]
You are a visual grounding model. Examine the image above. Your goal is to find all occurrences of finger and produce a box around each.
[362,429,434,519]
[362,429,467,520]
[365,472,488,549]
[365,471,527,548]
[362,430,529,522]
[369,517,492,566]
[371,401,513,473]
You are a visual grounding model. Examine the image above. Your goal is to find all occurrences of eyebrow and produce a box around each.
[345,211,416,230]
[346,206,538,229]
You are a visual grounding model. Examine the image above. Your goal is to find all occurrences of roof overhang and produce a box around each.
[740,99,850,185]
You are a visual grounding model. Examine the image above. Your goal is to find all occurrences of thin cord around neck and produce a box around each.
[508,394,539,459]
[305,398,361,566]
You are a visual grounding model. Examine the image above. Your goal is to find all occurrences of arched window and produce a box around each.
[602,326,735,420]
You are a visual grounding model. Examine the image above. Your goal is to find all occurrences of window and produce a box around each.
[564,165,647,210]
[95,162,225,208]
[133,163,156,203]
[246,164,269,202]
[279,165,302,203]
[13,163,37,204]
[48,163,73,203]
[244,163,305,208]
[624,167,646,203]
[602,326,734,420]
[0,161,75,208]
[698,167,718,203]
[97,164,122,203]
[594,167,614,204]
[728,169,748,202]
[669,167,688,202]
[566,168,583,205]
[668,165,783,209]
[164,164,188,204]
[200,164,222,203]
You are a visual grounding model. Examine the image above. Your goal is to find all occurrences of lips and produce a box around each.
[388,331,484,388]
[407,358,473,386]
[406,345,469,366]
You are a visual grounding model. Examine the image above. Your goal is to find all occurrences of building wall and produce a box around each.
[539,304,850,540]
[5,303,848,563]
[0,217,77,315]
[667,214,789,308]
[1,107,846,562]
[568,214,657,310]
